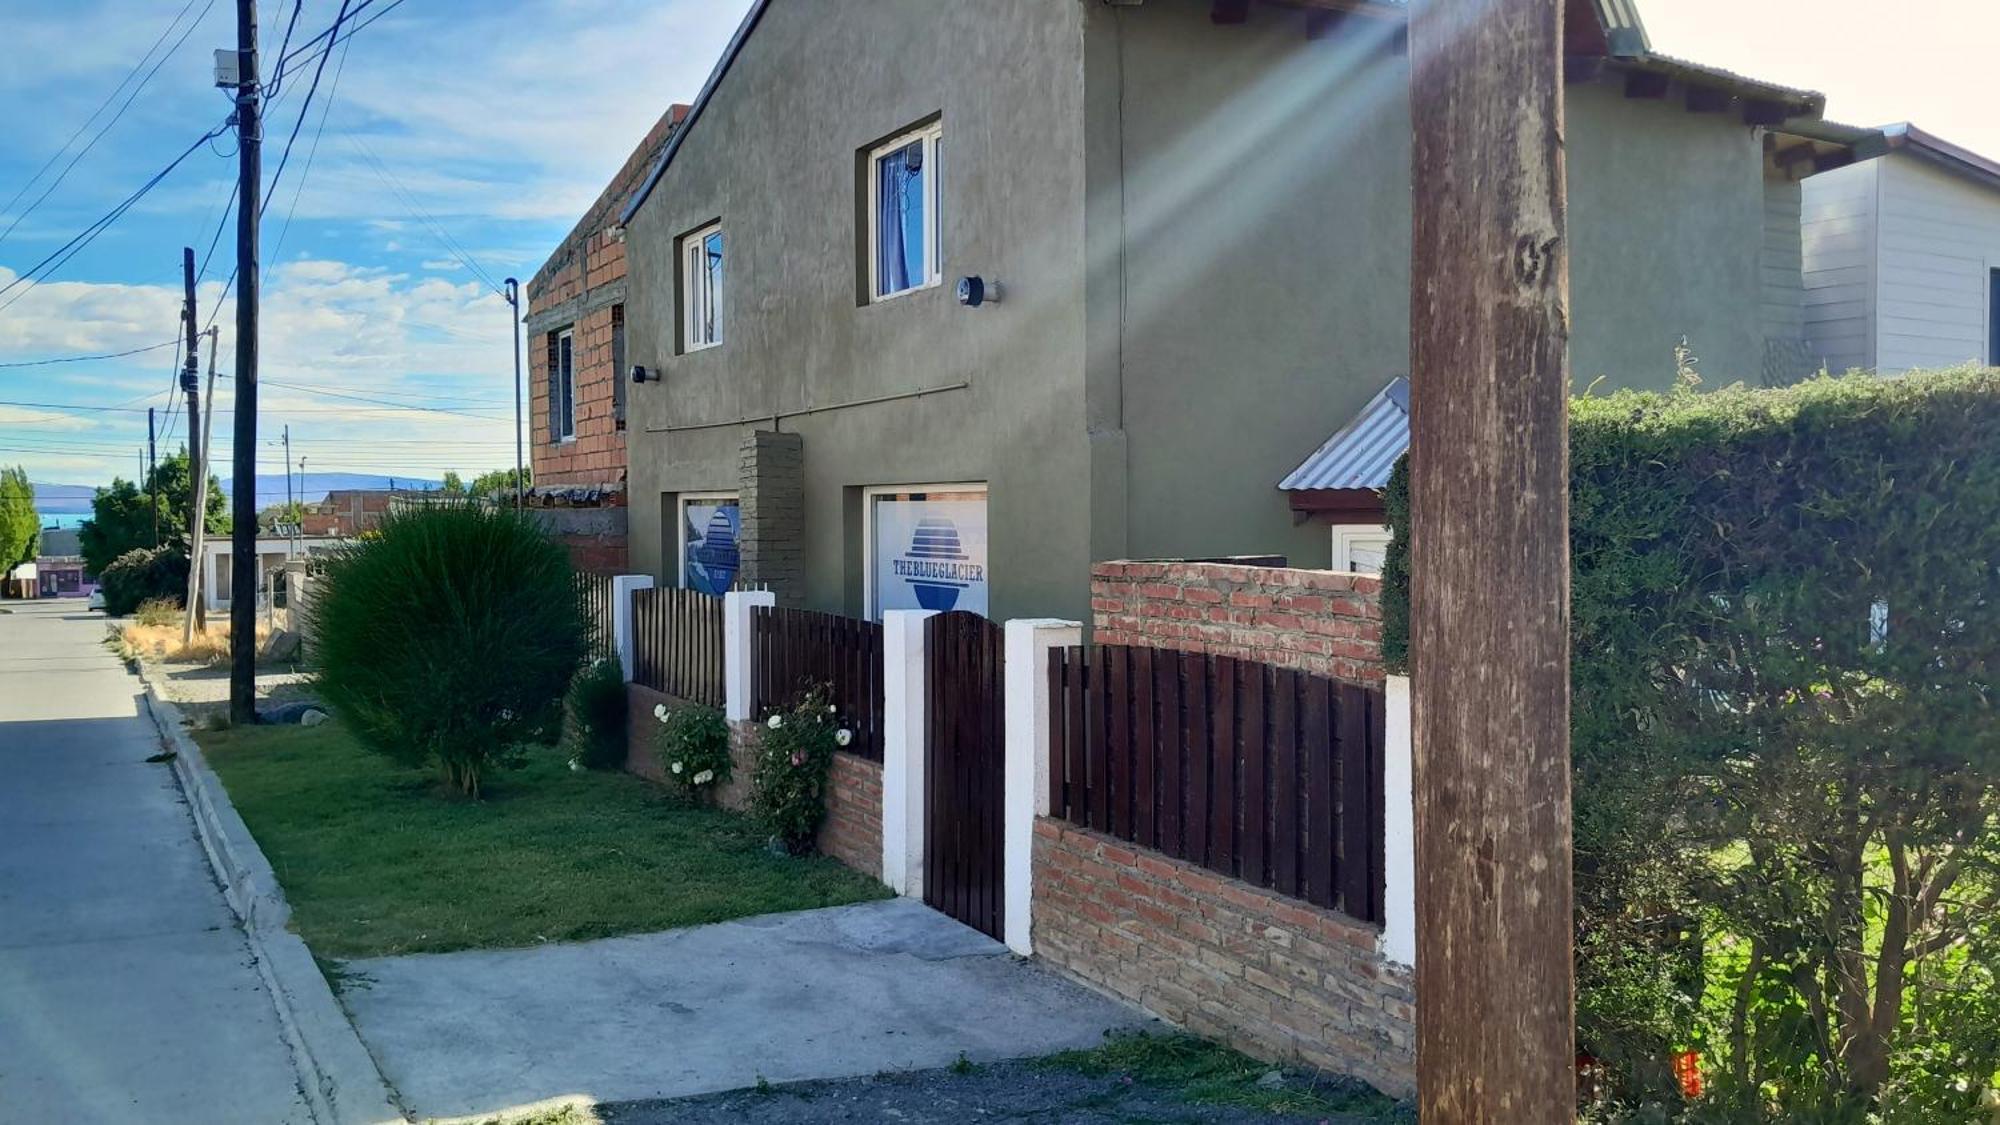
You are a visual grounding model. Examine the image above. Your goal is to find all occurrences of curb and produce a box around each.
[139,681,407,1125]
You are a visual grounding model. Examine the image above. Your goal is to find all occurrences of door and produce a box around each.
[923,610,1006,938]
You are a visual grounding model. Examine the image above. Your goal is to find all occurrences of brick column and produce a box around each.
[737,429,805,606]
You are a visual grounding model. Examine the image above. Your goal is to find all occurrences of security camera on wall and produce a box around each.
[956,276,1001,308]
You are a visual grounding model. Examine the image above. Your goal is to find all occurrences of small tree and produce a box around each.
[0,467,36,571]
[313,503,587,796]
[78,451,226,576]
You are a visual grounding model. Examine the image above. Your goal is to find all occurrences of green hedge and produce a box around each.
[1381,368,2000,1118]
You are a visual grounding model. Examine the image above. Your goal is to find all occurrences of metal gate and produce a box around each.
[923,611,1006,939]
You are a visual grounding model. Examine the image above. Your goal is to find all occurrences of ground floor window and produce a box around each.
[866,485,988,618]
[1330,523,1392,575]
[680,493,741,596]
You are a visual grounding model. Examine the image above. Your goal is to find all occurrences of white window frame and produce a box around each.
[682,222,724,353]
[1330,523,1393,576]
[862,482,988,620]
[556,327,576,442]
[866,122,944,303]
[678,491,741,590]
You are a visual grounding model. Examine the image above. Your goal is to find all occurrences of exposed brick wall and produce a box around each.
[1091,561,1384,685]
[528,302,627,487]
[624,684,880,879]
[1035,819,1414,1097]
[524,104,688,490]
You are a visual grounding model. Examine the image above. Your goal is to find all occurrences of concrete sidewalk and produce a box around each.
[0,601,312,1124]
[340,897,1149,1121]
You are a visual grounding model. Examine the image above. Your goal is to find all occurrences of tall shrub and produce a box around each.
[313,503,587,796]
[97,546,188,616]
[1382,368,2000,1119]
[0,467,36,571]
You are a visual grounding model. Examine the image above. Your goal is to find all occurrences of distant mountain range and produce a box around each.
[32,473,446,516]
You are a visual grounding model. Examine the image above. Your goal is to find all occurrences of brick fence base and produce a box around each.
[626,683,881,879]
[1034,818,1414,1098]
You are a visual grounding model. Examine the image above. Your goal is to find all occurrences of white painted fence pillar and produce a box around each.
[1380,673,1416,968]
[1003,618,1082,956]
[609,574,655,683]
[722,588,777,721]
[879,609,936,897]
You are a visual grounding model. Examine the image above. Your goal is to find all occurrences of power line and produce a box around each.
[259,379,511,419]
[0,0,218,249]
[263,0,308,101]
[262,0,353,221]
[0,339,182,369]
[271,0,408,85]
[270,36,350,261]
[347,137,504,295]
[0,119,234,317]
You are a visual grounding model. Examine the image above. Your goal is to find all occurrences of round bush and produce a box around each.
[98,546,188,617]
[313,503,587,796]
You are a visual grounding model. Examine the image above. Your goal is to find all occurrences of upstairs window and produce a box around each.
[868,121,943,301]
[547,327,575,442]
[611,304,627,430]
[683,223,724,352]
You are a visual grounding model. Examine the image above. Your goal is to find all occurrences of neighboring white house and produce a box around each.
[199,535,344,612]
[1802,123,2000,374]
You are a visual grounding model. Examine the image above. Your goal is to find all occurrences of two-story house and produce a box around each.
[602,0,1862,621]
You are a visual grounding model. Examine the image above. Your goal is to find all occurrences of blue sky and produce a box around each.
[0,0,752,501]
[1,0,1992,499]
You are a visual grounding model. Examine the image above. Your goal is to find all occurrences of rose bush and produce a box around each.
[751,686,849,855]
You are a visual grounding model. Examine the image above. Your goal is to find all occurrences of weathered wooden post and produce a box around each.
[1408,0,1575,1119]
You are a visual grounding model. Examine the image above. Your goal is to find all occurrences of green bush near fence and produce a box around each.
[313,503,587,797]
[1381,368,2000,1120]
[562,657,629,771]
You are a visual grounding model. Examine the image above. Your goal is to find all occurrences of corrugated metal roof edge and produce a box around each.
[1880,123,2000,195]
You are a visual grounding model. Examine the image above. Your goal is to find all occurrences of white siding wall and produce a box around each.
[1872,155,2000,372]
[1801,160,1879,374]
[1760,173,1810,384]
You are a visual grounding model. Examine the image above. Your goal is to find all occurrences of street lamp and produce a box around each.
[504,277,524,511]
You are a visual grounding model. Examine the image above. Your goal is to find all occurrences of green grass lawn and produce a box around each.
[1039,1032,1411,1121]
[196,721,889,959]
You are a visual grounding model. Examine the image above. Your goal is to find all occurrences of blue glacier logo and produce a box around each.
[892,517,985,611]
[687,507,741,595]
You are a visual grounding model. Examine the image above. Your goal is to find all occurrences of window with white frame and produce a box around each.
[868,121,943,301]
[547,327,575,442]
[682,223,724,351]
[1330,523,1393,575]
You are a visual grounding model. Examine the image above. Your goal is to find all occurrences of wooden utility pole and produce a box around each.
[179,248,205,644]
[1408,0,1574,1120]
[229,0,262,725]
[147,407,159,546]
[180,246,201,549]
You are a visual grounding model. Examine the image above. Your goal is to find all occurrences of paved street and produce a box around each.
[0,600,310,1124]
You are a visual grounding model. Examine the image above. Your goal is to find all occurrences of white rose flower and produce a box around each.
[826,702,837,714]
[671,761,684,774]
[654,703,668,721]
[567,758,582,772]
[693,769,714,785]
[835,729,853,747]
[768,714,783,730]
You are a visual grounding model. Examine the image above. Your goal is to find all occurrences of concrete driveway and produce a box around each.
[0,600,311,1124]
[339,897,1148,1121]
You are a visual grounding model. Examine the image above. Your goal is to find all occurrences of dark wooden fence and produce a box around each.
[751,607,885,760]
[925,611,1007,939]
[631,587,724,706]
[1047,645,1385,924]
[575,572,616,659]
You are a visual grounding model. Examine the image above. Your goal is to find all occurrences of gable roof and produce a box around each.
[620,0,1833,225]
[1876,123,2000,195]
[1280,377,1409,492]
[620,0,772,226]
